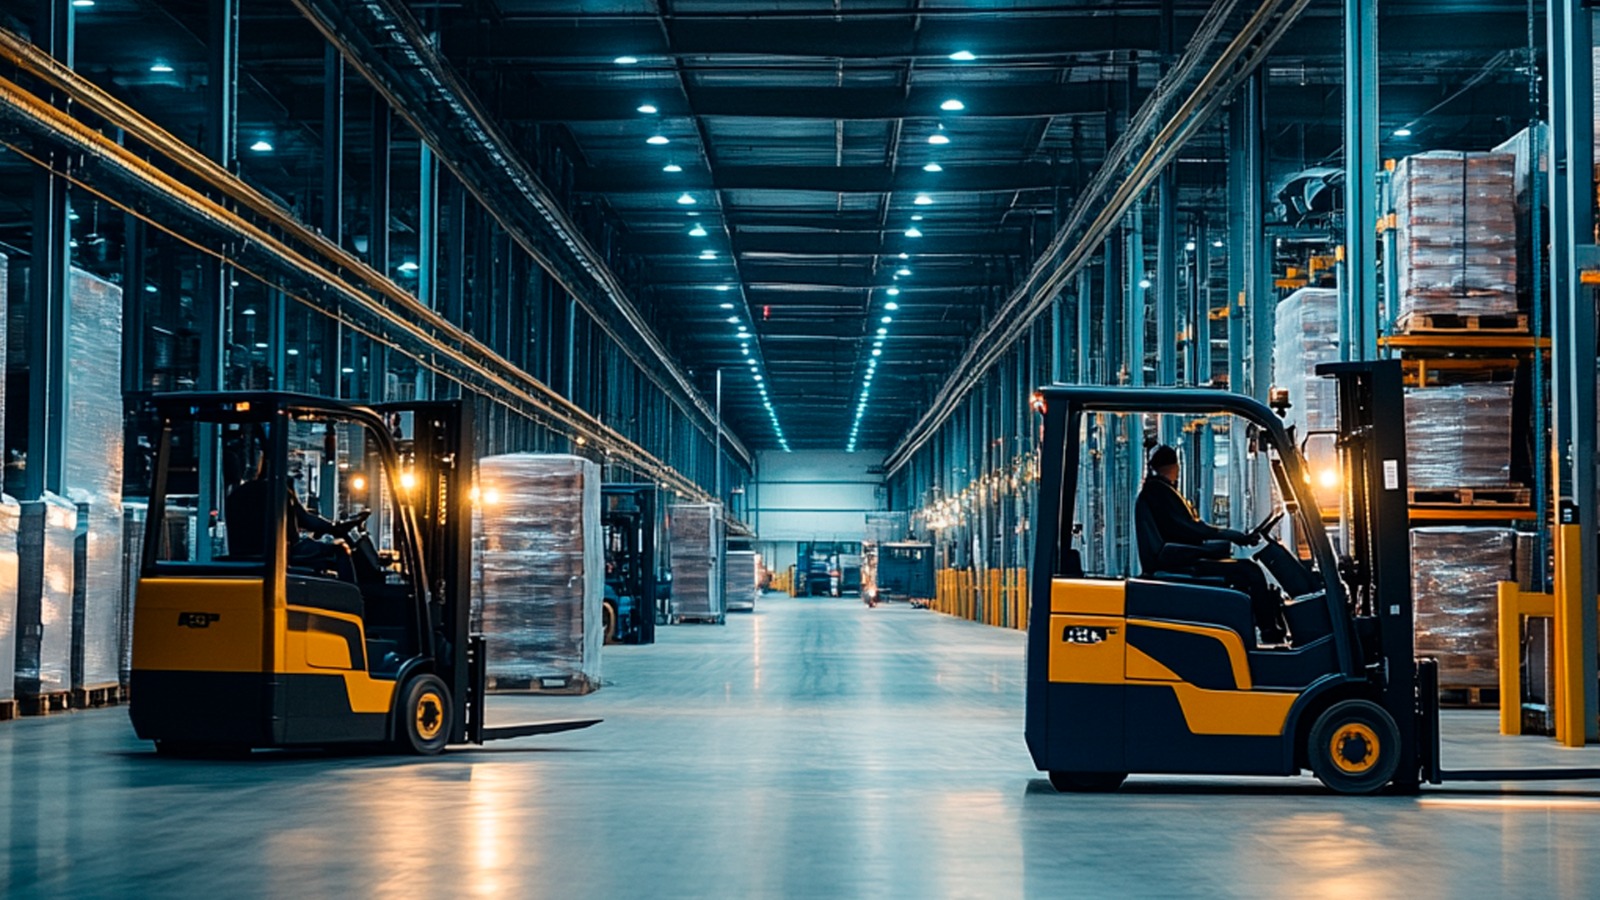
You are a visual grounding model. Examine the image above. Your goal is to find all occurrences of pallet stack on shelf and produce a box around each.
[1382,148,1536,706]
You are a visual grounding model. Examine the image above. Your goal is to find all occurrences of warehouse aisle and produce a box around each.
[7,595,1600,898]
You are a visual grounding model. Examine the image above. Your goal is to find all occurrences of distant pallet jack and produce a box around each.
[1026,360,1600,793]
[129,393,598,755]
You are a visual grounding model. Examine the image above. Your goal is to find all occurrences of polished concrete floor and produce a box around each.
[7,594,1600,897]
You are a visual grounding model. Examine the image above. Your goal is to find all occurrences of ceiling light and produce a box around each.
[896,267,912,276]
[742,347,750,355]
[614,56,640,65]
[719,302,734,309]
[872,348,882,356]
[727,316,739,324]
[149,62,175,73]
[647,135,670,145]
[249,139,273,152]
[877,328,887,336]
[881,316,893,324]
[885,301,899,310]
[873,341,883,348]
[886,288,900,297]
[754,375,763,382]
[910,215,924,221]
[717,284,731,291]
[341,366,355,374]
[690,224,708,237]
[1138,278,1152,290]
[72,0,94,6]
[241,307,257,316]
[923,163,943,172]
[940,99,965,112]
[397,261,419,272]
[1393,127,1413,137]
[914,194,933,206]
[663,163,683,173]
[1185,240,1197,252]
[899,253,909,260]
[637,104,658,114]
[144,284,158,294]
[700,250,716,259]
[928,133,950,146]
[949,50,976,61]
[677,193,697,205]
[905,227,923,238]
[286,348,300,356]
[254,342,269,349]
[1213,239,1225,248]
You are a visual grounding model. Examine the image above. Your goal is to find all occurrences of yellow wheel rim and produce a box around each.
[415,691,445,741]
[1330,722,1380,774]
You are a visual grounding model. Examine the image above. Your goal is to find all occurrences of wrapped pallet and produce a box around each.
[725,550,757,613]
[1412,527,1514,689]
[865,511,909,545]
[670,502,724,623]
[1392,151,1518,323]
[15,496,78,705]
[473,454,602,694]
[1403,384,1515,488]
[0,499,17,711]
[1272,288,1342,510]
[65,271,124,697]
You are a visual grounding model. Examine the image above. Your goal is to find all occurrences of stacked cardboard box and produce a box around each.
[474,454,602,693]
[1392,151,1518,321]
[1412,527,1515,689]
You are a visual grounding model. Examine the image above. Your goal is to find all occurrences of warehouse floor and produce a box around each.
[6,594,1600,897]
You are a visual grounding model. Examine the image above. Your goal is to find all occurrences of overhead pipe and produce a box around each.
[883,0,1312,477]
[289,0,752,469]
[0,67,718,504]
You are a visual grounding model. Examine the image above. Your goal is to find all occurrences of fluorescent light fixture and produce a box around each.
[145,284,158,294]
[923,163,943,172]
[249,139,273,152]
[905,227,923,238]
[899,253,909,259]
[719,302,735,309]
[940,99,965,111]
[873,341,883,348]
[914,194,933,206]
[647,135,670,145]
[341,367,356,374]
[72,0,95,6]
[742,347,750,354]
[254,342,269,349]
[886,288,900,296]
[1185,240,1197,252]
[241,308,257,316]
[896,267,912,276]
[689,224,708,237]
[1138,278,1152,290]
[928,133,950,145]
[727,316,739,324]
[910,215,924,221]
[614,56,640,65]
[700,250,716,259]
[150,62,175,73]
[885,301,899,310]
[663,163,683,173]
[872,348,882,356]
[286,348,300,356]
[398,261,419,272]
[754,375,763,382]
[881,316,893,324]
[637,104,659,114]
[949,50,976,61]
[716,284,731,291]
[1213,239,1225,248]
[677,193,697,205]
[877,328,887,336]
[1393,127,1413,137]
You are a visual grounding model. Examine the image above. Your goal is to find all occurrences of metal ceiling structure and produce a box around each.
[0,0,1543,460]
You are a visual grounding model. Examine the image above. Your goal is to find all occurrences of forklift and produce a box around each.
[601,483,658,644]
[1027,360,1600,794]
[128,393,599,755]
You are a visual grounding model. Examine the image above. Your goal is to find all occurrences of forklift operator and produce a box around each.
[1135,444,1286,644]
[226,455,361,576]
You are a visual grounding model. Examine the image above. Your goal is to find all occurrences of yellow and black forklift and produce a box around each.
[1027,360,1600,794]
[129,393,599,755]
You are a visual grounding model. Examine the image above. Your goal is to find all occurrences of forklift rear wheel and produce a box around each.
[1307,699,1400,794]
[396,674,453,755]
[1048,771,1126,793]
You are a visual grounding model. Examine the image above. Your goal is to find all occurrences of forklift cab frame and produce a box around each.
[1026,362,1424,794]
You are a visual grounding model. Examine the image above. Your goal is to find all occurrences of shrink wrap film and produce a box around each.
[724,550,757,612]
[670,502,724,621]
[473,454,602,693]
[0,499,18,703]
[1412,527,1514,689]
[1403,384,1515,488]
[1392,151,1518,320]
[865,512,909,545]
[15,495,78,697]
[1272,288,1341,510]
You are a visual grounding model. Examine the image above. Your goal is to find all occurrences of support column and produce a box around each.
[1157,169,1179,454]
[1343,0,1379,361]
[1547,0,1598,745]
[366,96,391,402]
[321,44,344,397]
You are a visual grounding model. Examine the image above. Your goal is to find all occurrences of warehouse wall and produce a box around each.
[753,451,884,542]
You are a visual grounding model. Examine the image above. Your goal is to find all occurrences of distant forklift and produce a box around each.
[601,483,659,645]
[1027,361,1600,794]
[872,542,936,608]
[128,393,598,755]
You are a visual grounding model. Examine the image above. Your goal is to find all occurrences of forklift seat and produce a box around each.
[1134,491,1229,588]
[1126,579,1257,651]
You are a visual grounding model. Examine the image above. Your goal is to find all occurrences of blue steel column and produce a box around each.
[1075,269,1094,566]
[24,0,72,500]
[1102,234,1124,576]
[1547,0,1598,742]
[366,96,391,401]
[321,44,344,397]
[1243,74,1273,523]
[1226,86,1251,529]
[1343,0,1379,360]
[1196,221,1216,511]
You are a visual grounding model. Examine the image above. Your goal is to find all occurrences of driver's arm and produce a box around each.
[1149,484,1250,545]
[287,489,338,537]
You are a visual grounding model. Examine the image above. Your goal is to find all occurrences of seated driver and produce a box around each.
[1138,444,1287,644]
[227,456,361,580]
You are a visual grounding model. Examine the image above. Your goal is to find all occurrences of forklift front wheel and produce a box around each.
[396,674,453,755]
[1048,771,1127,793]
[1307,699,1400,794]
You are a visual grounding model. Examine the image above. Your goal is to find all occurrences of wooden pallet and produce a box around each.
[1408,486,1531,508]
[18,691,72,716]
[0,699,18,722]
[1439,685,1499,708]
[1396,311,1528,334]
[486,675,597,695]
[70,684,122,710]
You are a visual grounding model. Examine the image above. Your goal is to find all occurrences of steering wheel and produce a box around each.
[1249,510,1285,543]
[330,509,371,542]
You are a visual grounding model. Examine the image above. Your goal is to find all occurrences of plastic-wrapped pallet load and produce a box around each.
[1392,151,1518,323]
[1272,288,1342,509]
[473,454,602,694]
[1403,384,1515,488]
[0,499,18,711]
[670,502,724,623]
[1412,527,1514,690]
[15,496,78,705]
[864,511,909,545]
[64,271,124,697]
[725,550,757,612]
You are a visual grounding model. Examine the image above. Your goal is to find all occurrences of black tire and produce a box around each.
[1048,771,1126,793]
[1307,699,1401,794]
[395,674,453,755]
